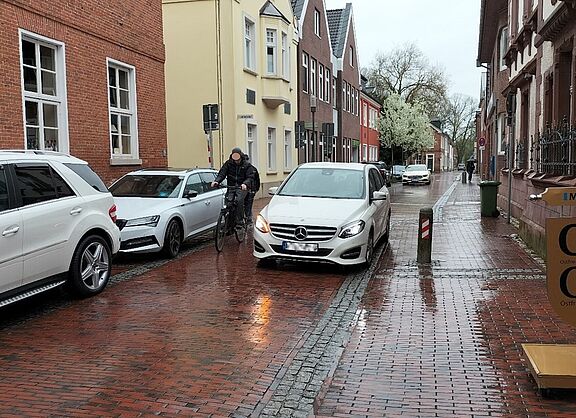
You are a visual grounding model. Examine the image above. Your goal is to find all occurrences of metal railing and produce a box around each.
[531,118,576,176]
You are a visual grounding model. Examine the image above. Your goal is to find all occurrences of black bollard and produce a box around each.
[417,208,433,264]
[461,171,467,184]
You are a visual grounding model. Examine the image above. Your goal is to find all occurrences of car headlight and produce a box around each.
[339,220,365,239]
[255,214,270,233]
[125,215,160,227]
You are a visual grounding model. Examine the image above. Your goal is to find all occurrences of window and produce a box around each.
[349,46,354,67]
[267,127,276,171]
[319,64,324,101]
[363,104,368,126]
[63,163,108,193]
[310,58,317,96]
[302,53,309,93]
[247,123,258,164]
[0,168,9,212]
[108,60,138,159]
[244,18,256,70]
[326,69,331,103]
[343,82,347,111]
[266,29,277,75]
[199,172,217,193]
[21,33,67,152]
[314,9,321,37]
[184,174,205,195]
[284,130,292,170]
[347,83,351,113]
[282,32,289,79]
[356,90,360,116]
[362,144,368,161]
[499,26,508,71]
[333,77,337,109]
[15,164,74,207]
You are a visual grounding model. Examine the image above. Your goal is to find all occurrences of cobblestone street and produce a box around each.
[1,173,575,417]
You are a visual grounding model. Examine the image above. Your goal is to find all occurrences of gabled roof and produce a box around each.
[261,1,290,24]
[327,3,352,58]
[291,0,306,20]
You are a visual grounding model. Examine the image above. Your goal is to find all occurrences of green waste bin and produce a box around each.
[479,181,501,217]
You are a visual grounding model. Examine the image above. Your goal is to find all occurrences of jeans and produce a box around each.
[226,189,248,225]
[467,171,473,181]
[244,192,255,222]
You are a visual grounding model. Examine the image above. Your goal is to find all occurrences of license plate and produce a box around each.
[283,241,318,252]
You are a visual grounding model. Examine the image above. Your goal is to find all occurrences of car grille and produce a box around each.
[269,224,337,242]
[120,235,159,250]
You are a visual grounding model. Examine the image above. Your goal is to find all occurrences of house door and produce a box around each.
[426,154,434,172]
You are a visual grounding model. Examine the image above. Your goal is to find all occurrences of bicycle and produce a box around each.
[214,186,247,252]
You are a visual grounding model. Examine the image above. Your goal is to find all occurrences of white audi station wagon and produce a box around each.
[253,163,391,266]
[0,151,121,308]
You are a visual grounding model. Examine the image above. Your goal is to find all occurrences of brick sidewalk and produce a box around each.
[316,175,576,417]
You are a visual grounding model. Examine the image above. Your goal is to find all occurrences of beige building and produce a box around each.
[163,0,299,193]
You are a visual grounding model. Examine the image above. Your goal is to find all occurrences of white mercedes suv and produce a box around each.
[253,163,391,266]
[0,151,121,308]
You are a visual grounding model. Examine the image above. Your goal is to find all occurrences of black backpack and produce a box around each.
[251,165,261,192]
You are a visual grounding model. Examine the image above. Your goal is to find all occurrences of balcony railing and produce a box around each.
[531,118,576,176]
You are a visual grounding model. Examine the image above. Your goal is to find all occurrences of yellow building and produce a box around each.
[163,0,299,193]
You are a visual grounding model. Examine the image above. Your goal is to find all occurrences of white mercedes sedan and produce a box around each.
[402,164,431,185]
[110,168,225,258]
[253,163,391,266]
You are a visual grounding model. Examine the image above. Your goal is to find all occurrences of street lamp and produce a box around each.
[310,94,317,162]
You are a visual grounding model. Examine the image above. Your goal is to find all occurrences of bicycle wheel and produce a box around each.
[235,217,247,243]
[215,210,228,252]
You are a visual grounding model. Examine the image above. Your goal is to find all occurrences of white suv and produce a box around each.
[0,151,121,307]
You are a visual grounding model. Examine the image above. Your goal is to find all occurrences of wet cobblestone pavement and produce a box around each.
[1,173,576,417]
[316,175,576,417]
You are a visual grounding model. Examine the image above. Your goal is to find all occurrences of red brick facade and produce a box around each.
[0,0,167,184]
[360,92,380,162]
[297,0,334,163]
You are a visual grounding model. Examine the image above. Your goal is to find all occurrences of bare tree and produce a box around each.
[440,94,477,164]
[364,43,449,117]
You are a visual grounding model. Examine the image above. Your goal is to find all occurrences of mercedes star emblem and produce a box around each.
[294,226,308,241]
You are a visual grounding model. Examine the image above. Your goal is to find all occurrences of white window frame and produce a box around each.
[362,144,368,161]
[246,122,258,167]
[281,32,289,80]
[310,58,317,96]
[267,127,277,172]
[244,16,256,72]
[363,103,368,127]
[319,64,324,102]
[325,68,331,104]
[19,30,69,154]
[284,129,292,170]
[266,28,277,75]
[499,26,509,71]
[314,9,321,37]
[302,53,309,93]
[107,58,139,161]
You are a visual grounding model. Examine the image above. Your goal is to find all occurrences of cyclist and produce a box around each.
[212,147,255,229]
[243,154,260,226]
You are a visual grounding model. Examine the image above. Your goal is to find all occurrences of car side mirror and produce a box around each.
[268,187,279,196]
[184,190,198,199]
[372,191,387,201]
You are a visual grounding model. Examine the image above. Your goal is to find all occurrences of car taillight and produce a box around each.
[109,205,117,223]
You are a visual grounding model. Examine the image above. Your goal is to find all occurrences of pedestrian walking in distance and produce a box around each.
[466,159,475,182]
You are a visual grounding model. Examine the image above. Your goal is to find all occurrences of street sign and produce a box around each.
[546,217,576,327]
[479,146,485,151]
[535,188,576,206]
[478,137,486,147]
[203,104,219,132]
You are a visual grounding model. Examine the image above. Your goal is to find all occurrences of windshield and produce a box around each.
[109,175,184,198]
[405,165,428,172]
[278,167,365,199]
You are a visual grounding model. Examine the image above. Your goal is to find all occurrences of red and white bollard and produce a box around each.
[417,208,433,263]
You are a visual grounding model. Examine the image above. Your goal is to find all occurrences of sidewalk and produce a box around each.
[316,175,576,417]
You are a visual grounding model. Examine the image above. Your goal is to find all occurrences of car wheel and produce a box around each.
[365,231,374,266]
[163,219,182,258]
[68,235,111,297]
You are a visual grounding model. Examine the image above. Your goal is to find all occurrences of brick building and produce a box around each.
[327,3,361,162]
[359,88,381,163]
[0,0,167,184]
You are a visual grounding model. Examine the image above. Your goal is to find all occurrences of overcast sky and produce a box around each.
[326,0,483,99]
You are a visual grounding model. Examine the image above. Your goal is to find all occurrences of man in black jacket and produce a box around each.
[212,147,255,228]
